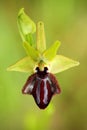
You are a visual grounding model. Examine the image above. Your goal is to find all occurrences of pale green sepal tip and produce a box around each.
[50,55,80,74]
[18,8,36,34]
[23,42,40,61]
[17,8,36,45]
[18,8,24,17]
[7,56,36,74]
[43,40,61,61]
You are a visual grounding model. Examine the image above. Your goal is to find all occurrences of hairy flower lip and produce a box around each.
[22,68,61,109]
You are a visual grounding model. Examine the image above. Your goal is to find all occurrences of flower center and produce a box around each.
[35,67,48,79]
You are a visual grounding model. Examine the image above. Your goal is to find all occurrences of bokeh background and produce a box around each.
[0,0,87,130]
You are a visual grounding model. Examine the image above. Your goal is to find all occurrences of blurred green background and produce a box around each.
[0,0,87,130]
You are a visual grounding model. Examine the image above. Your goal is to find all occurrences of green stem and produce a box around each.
[36,22,46,53]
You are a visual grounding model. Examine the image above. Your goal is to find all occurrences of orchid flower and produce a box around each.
[7,8,79,109]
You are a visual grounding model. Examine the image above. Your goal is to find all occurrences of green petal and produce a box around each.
[50,55,80,74]
[43,41,61,61]
[36,22,46,53]
[23,42,40,61]
[7,56,36,73]
[17,8,36,45]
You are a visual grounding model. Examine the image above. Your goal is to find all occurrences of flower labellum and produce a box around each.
[7,8,80,109]
[22,67,61,109]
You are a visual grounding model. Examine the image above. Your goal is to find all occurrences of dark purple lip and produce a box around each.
[22,67,61,109]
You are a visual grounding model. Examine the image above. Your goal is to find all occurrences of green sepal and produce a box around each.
[7,56,36,74]
[43,41,61,61]
[50,55,80,74]
[23,42,40,61]
[36,22,46,53]
[17,8,36,45]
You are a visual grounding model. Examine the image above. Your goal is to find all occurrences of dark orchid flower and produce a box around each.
[7,8,79,109]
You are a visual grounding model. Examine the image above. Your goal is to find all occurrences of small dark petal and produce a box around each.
[48,73,61,94]
[22,73,36,94]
